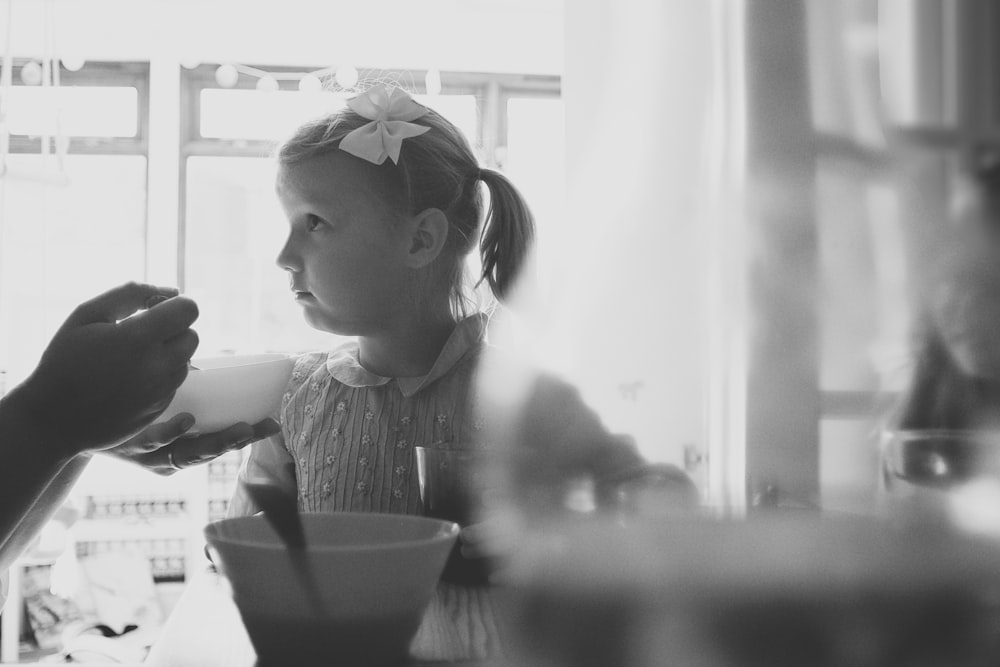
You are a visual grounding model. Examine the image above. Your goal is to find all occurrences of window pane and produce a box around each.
[7,86,138,137]
[199,89,479,148]
[414,94,479,150]
[505,97,565,280]
[184,156,339,355]
[0,154,146,382]
[200,90,346,141]
[817,161,911,393]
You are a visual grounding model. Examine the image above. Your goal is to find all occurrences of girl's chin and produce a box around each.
[302,312,354,338]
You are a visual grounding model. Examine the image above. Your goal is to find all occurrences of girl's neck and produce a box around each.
[356,310,458,379]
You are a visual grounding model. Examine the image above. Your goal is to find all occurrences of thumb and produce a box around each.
[62,282,180,328]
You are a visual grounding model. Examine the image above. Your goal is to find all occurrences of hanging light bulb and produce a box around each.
[335,64,358,89]
[215,63,239,88]
[181,59,201,70]
[256,75,279,92]
[425,68,442,96]
[19,60,43,85]
[298,73,322,93]
[60,56,85,72]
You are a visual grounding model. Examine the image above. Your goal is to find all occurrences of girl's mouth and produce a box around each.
[293,290,315,301]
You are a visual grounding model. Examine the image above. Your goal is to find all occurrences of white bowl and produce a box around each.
[205,512,459,666]
[155,353,294,434]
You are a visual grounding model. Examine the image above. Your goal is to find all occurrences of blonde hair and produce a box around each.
[277,87,535,317]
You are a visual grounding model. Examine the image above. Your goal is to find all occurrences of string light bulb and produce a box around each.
[19,60,43,85]
[256,75,279,92]
[298,73,322,93]
[60,56,85,72]
[335,64,358,89]
[215,63,239,88]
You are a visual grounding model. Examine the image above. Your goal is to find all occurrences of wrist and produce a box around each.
[0,386,78,466]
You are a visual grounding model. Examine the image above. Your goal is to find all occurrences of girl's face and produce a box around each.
[275,152,414,336]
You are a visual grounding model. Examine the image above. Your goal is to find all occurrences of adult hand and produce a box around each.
[105,414,281,476]
[7,282,199,457]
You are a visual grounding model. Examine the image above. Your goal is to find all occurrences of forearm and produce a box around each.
[0,392,80,570]
[0,454,90,570]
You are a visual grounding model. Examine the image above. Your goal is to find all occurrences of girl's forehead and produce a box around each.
[277,152,382,201]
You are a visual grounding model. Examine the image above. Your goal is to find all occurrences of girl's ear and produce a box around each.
[406,208,449,268]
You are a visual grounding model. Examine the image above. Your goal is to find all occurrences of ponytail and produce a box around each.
[477,168,535,301]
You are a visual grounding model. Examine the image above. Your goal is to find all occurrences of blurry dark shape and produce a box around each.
[241,475,326,618]
[889,141,1000,435]
[972,145,1000,186]
[881,140,1000,535]
[415,446,494,584]
[752,482,781,508]
[503,515,1000,667]
[882,430,1000,492]
[496,374,648,517]
[243,474,305,549]
[605,462,700,518]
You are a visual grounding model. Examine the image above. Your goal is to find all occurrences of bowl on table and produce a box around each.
[204,512,459,666]
[154,353,294,434]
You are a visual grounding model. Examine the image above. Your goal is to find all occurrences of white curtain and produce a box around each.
[490,0,748,509]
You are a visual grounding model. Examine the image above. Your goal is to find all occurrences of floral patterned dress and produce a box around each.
[228,313,642,660]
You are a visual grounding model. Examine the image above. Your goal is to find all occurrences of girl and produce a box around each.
[226,83,647,660]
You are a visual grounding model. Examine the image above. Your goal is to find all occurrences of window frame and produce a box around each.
[6,60,150,156]
[176,64,560,291]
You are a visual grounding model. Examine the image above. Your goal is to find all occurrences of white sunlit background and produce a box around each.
[1,0,954,662]
[0,1,568,661]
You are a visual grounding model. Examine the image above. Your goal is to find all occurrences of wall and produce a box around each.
[547,1,738,480]
[4,0,564,74]
[6,0,725,473]
[4,0,566,287]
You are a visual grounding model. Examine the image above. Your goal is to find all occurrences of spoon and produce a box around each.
[244,480,306,548]
[243,480,324,616]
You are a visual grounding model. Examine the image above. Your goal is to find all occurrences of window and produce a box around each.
[179,65,561,356]
[0,61,149,386]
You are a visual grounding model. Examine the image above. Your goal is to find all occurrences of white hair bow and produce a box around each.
[339,84,430,165]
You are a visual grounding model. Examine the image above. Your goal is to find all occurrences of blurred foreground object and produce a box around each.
[882,429,1000,539]
[204,513,457,666]
[500,514,1000,667]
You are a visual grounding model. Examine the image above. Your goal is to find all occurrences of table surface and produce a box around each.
[143,568,501,666]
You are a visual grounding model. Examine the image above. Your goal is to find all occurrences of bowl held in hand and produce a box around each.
[156,354,294,434]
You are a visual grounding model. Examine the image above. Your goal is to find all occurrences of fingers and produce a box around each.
[168,419,277,469]
[66,282,180,327]
[131,413,198,453]
[161,328,200,369]
[251,418,282,441]
[122,295,199,341]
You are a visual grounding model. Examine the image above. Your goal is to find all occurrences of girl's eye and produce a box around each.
[305,214,324,231]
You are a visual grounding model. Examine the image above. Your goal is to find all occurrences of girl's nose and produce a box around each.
[276,234,300,272]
